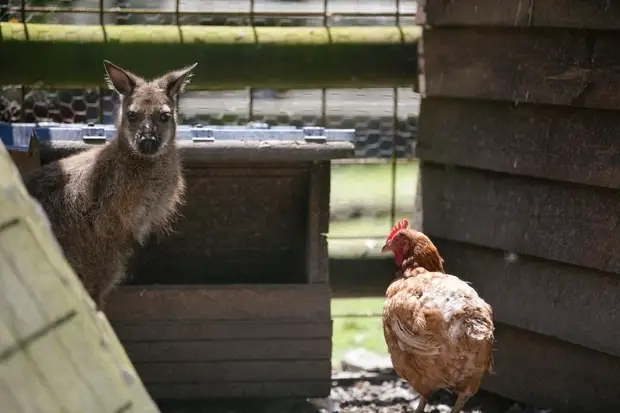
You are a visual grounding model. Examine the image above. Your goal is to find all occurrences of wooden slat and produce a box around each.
[105,284,330,322]
[422,28,620,110]
[418,98,620,189]
[483,323,620,412]
[134,360,330,383]
[112,320,332,342]
[330,256,395,298]
[306,161,330,284]
[434,238,620,358]
[422,163,620,273]
[147,380,330,399]
[423,0,620,30]
[123,338,331,362]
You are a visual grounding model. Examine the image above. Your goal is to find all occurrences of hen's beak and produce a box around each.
[381,242,391,253]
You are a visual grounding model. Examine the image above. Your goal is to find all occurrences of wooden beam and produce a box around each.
[123,338,331,363]
[423,0,620,30]
[434,238,620,358]
[135,360,330,383]
[422,163,620,273]
[0,23,420,89]
[418,98,620,189]
[105,285,331,322]
[112,320,332,342]
[147,380,330,399]
[482,323,620,412]
[329,255,395,298]
[306,161,331,284]
[422,28,620,110]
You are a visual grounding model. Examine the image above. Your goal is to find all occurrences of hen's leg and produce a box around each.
[414,396,427,413]
[450,393,469,413]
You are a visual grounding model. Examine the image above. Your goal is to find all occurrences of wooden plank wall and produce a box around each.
[417,1,620,411]
[106,285,332,399]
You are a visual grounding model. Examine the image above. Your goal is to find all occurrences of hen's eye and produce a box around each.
[160,112,171,122]
[127,111,138,122]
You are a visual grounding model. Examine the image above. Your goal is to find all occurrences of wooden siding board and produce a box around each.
[123,338,331,362]
[421,163,620,273]
[418,98,620,189]
[434,238,620,358]
[422,28,620,110]
[147,380,330,399]
[424,0,620,30]
[483,323,620,412]
[306,161,331,284]
[112,320,332,342]
[105,285,330,322]
[135,360,331,383]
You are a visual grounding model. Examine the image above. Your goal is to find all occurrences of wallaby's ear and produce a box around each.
[160,63,198,100]
[103,60,140,96]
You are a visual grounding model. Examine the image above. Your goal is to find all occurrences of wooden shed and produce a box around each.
[416,1,620,411]
[16,123,355,401]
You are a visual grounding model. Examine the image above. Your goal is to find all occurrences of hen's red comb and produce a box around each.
[385,218,409,241]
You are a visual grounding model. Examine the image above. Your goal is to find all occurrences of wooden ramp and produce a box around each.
[0,140,160,413]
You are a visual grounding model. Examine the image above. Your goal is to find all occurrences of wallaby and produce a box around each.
[24,60,197,310]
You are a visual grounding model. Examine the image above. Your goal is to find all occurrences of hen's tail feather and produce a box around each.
[390,318,440,356]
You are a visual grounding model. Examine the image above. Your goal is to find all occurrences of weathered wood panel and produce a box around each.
[330,255,395,298]
[147,380,330,400]
[135,360,330,383]
[418,98,620,189]
[106,285,330,322]
[419,3,620,408]
[0,141,160,413]
[423,0,620,30]
[422,163,620,273]
[307,161,330,284]
[423,28,620,110]
[112,320,332,342]
[123,338,331,362]
[484,323,620,412]
[434,238,620,358]
[128,165,310,285]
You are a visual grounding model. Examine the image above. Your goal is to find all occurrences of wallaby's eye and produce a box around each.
[127,110,138,122]
[159,112,171,122]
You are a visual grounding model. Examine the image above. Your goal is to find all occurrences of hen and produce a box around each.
[381,219,494,413]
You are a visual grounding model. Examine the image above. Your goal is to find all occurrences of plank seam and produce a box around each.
[114,401,133,413]
[0,310,77,363]
[0,218,20,234]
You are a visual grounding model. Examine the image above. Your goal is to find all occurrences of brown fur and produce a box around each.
[24,60,197,310]
[381,221,494,413]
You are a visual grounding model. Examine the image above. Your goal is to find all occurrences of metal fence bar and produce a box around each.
[390,0,402,228]
[7,6,415,18]
[248,0,255,119]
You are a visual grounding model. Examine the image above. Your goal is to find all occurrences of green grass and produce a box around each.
[328,161,418,364]
[329,160,419,238]
[331,297,388,365]
[329,216,394,238]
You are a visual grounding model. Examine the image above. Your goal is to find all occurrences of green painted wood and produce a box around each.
[0,24,421,89]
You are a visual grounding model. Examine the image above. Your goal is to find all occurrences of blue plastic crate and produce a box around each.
[0,122,356,152]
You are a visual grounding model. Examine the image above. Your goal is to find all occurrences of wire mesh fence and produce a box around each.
[0,0,421,248]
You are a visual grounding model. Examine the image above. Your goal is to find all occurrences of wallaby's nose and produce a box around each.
[137,135,160,155]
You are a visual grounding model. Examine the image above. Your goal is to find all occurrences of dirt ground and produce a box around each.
[158,371,551,413]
